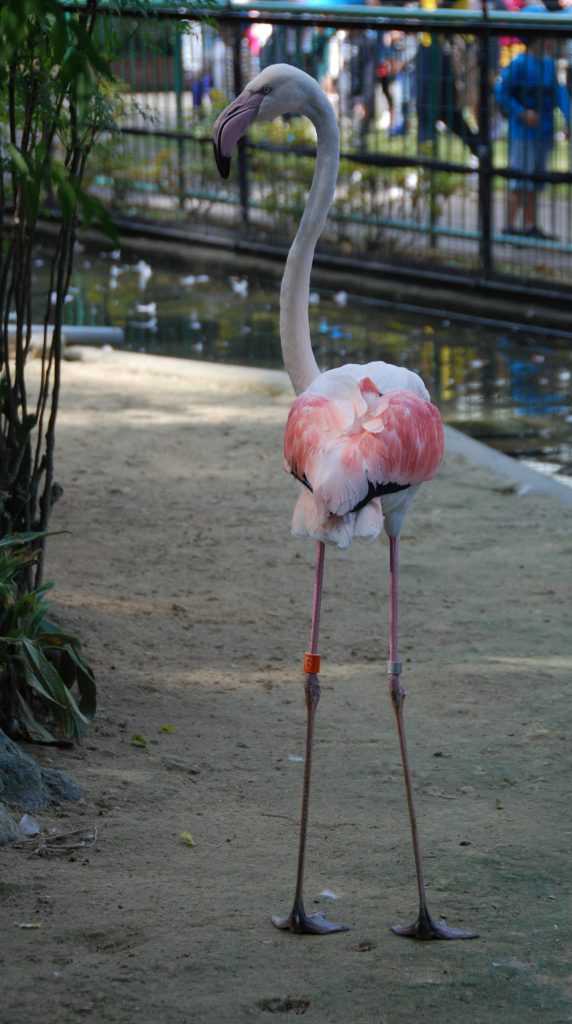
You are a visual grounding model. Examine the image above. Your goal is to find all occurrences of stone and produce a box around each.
[0,803,21,845]
[0,729,82,814]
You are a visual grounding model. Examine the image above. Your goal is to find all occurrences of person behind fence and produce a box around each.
[376,28,416,136]
[415,0,480,157]
[495,27,570,238]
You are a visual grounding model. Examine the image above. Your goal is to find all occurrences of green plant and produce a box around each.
[0,2,215,585]
[0,533,96,743]
[0,0,122,588]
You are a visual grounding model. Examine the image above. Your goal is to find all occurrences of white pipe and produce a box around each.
[7,325,124,345]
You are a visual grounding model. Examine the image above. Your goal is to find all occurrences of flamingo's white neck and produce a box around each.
[279,89,339,395]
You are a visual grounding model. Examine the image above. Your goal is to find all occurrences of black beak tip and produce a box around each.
[213,142,231,180]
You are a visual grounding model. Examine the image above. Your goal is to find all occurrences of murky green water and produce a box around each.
[31,241,572,483]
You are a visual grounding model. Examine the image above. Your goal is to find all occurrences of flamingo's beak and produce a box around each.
[212,90,265,179]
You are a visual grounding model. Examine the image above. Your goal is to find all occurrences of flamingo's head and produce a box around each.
[212,64,320,179]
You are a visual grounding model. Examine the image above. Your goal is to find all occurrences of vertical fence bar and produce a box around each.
[428,32,440,251]
[232,20,250,233]
[477,16,493,280]
[173,23,186,211]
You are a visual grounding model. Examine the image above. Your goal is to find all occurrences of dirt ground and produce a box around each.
[1,349,571,1024]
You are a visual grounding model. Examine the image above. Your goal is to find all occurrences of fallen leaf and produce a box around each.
[179,832,196,846]
[130,733,147,748]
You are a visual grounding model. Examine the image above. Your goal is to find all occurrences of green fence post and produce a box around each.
[477,19,493,280]
[232,22,250,233]
[428,33,440,251]
[173,23,186,212]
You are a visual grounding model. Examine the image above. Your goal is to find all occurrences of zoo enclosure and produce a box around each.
[89,3,572,308]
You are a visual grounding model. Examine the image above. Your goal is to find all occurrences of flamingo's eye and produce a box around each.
[262,86,272,94]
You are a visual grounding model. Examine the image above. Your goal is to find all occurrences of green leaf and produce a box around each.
[78,191,97,228]
[95,205,118,244]
[21,639,90,730]
[23,177,41,220]
[57,178,77,222]
[0,533,96,742]
[16,691,57,744]
[50,12,69,65]
[20,656,62,706]
[59,48,85,90]
[131,733,147,748]
[0,531,65,551]
[0,552,35,585]
[21,639,67,706]
[7,144,30,177]
[60,642,97,722]
[76,190,118,243]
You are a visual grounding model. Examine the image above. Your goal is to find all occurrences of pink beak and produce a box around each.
[212,89,265,179]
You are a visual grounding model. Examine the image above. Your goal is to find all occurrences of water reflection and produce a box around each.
[30,242,572,482]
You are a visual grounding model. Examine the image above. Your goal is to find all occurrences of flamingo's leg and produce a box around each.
[272,540,348,935]
[387,536,478,941]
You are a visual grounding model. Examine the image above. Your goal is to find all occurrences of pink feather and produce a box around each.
[284,370,444,543]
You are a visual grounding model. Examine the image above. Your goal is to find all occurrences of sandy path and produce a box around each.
[1,349,571,1024]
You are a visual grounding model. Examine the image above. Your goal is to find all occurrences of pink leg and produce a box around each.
[388,537,478,941]
[272,541,348,935]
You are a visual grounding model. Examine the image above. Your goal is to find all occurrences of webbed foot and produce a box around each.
[272,903,349,935]
[391,905,478,941]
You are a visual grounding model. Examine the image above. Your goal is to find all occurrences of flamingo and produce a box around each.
[213,65,478,941]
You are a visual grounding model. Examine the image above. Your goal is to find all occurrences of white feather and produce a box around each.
[291,485,384,550]
[322,363,430,401]
[354,499,383,542]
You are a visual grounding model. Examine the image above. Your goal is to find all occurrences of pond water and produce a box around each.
[31,241,572,485]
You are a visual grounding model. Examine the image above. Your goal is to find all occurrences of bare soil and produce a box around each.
[1,349,571,1024]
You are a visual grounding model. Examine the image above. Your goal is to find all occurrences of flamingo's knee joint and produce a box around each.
[389,674,406,712]
[304,673,321,708]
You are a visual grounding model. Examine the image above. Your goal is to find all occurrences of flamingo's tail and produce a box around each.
[291,487,383,550]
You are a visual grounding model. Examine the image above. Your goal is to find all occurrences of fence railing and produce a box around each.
[88,3,572,304]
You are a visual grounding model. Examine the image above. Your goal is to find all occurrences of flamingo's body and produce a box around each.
[284,364,444,548]
[213,65,477,941]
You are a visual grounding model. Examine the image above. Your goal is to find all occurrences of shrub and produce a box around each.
[0,534,96,743]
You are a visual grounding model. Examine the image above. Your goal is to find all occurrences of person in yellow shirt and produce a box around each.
[416,0,480,155]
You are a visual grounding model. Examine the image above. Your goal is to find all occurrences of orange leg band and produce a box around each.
[303,652,321,675]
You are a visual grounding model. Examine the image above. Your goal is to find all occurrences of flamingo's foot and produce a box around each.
[272,903,349,935]
[391,905,479,941]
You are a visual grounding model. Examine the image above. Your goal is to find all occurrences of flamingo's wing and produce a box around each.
[284,377,443,521]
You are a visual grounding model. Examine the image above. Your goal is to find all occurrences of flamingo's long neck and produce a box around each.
[280,90,339,395]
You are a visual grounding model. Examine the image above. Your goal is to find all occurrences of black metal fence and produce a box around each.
[89,3,572,304]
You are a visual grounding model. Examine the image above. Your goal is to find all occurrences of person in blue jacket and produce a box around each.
[495,30,570,237]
